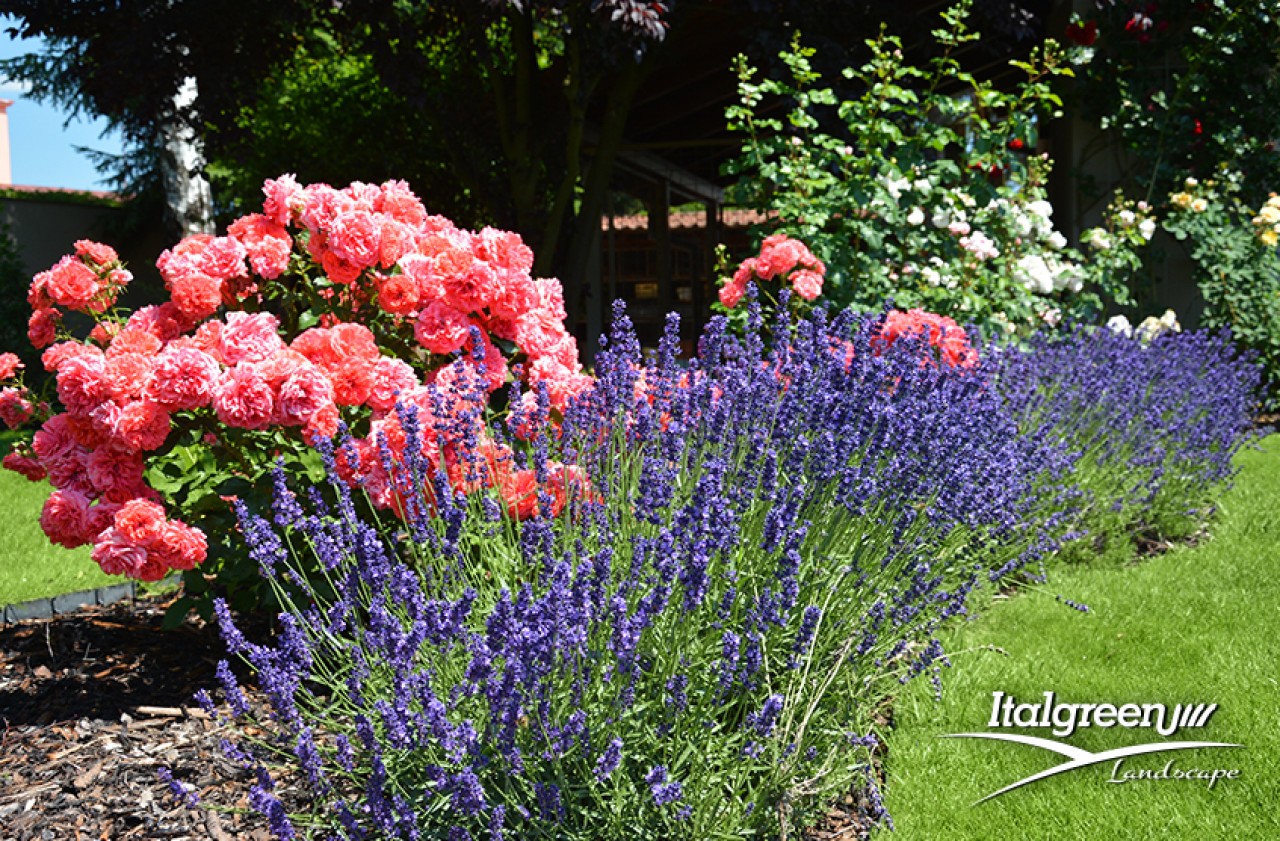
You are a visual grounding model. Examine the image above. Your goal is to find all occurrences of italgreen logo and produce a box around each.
[945,691,1242,803]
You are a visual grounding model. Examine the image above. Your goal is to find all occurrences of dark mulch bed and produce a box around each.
[0,593,279,840]
[0,592,880,840]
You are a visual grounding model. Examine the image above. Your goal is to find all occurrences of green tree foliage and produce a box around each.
[1071,0,1280,206]
[0,1,674,325]
[0,0,320,236]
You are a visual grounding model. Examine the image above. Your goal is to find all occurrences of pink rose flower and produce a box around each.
[0,387,34,429]
[328,359,376,407]
[114,400,172,452]
[368,357,420,413]
[28,308,60,349]
[86,444,145,496]
[55,351,108,417]
[262,173,304,227]
[0,352,24,381]
[45,255,100,310]
[475,228,535,274]
[375,179,428,228]
[221,312,284,365]
[3,451,47,482]
[228,214,293,279]
[374,272,420,316]
[213,363,276,429]
[277,364,336,425]
[327,209,382,268]
[108,328,163,359]
[415,302,475,355]
[718,278,748,309]
[40,488,93,548]
[152,521,207,571]
[103,352,154,403]
[112,498,169,545]
[74,239,119,267]
[790,269,824,301]
[90,529,148,577]
[125,303,191,342]
[147,346,221,410]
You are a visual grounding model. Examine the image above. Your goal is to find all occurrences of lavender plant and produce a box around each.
[206,300,1042,840]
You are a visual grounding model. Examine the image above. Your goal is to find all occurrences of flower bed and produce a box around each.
[0,172,1259,838]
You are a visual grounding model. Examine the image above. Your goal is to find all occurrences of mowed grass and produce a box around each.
[877,435,1280,840]
[0,438,124,604]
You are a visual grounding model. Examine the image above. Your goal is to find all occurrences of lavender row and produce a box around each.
[989,326,1260,565]
[194,305,1258,840]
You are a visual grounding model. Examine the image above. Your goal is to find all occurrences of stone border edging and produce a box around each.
[1,577,180,625]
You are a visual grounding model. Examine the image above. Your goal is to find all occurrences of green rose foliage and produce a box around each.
[723,1,1133,337]
[1163,174,1280,410]
[1071,0,1280,208]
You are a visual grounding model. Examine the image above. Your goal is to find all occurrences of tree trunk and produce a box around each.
[159,76,214,237]
[560,58,649,333]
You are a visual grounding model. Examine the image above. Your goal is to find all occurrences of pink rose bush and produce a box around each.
[873,308,979,369]
[0,176,593,586]
[713,234,977,372]
[718,233,826,309]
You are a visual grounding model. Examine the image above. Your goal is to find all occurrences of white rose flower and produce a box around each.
[1027,199,1054,220]
[1047,231,1067,250]
[959,230,999,261]
[883,176,911,200]
[1118,210,1136,227]
[1070,47,1095,65]
[1015,255,1055,294]
[1050,259,1084,292]
[1106,315,1133,337]
[1136,316,1166,342]
[1084,228,1112,250]
[1042,308,1062,327]
[1159,309,1181,332]
[906,207,925,226]
[913,178,932,194]
[1139,218,1157,240]
[931,210,951,229]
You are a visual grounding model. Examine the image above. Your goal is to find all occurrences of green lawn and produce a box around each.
[878,435,1280,840]
[0,466,124,605]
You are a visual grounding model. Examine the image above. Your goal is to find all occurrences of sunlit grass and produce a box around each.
[877,435,1280,839]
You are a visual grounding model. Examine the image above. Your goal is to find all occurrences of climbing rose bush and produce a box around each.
[0,176,589,612]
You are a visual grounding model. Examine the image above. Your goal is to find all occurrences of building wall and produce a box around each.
[1,192,166,297]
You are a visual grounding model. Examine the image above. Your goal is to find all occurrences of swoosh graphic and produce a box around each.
[941,733,1243,804]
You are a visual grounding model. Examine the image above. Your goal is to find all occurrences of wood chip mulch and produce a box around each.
[0,593,276,841]
[0,592,882,841]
